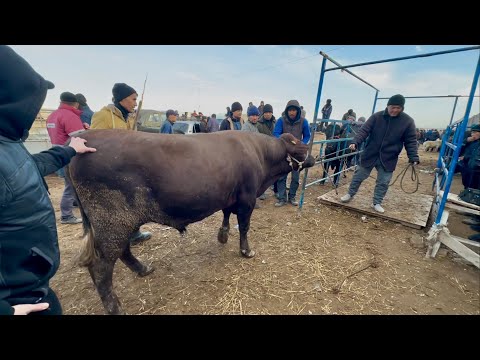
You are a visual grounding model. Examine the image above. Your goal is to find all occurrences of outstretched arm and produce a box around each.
[31,137,97,176]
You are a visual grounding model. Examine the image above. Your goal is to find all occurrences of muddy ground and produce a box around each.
[48,139,480,315]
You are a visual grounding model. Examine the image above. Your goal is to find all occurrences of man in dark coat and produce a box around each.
[0,45,96,315]
[340,94,419,213]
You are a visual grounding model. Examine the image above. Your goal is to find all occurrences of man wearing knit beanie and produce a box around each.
[340,94,420,214]
[91,83,138,130]
[89,83,152,245]
[220,101,244,131]
[257,103,278,199]
[242,105,262,208]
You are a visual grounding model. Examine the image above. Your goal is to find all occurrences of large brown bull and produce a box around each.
[66,129,315,314]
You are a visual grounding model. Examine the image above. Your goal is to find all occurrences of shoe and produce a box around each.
[259,193,267,200]
[340,194,351,203]
[275,200,287,207]
[61,215,82,224]
[372,204,385,213]
[288,198,299,206]
[130,231,152,246]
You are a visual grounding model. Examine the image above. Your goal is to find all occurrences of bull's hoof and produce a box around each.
[138,265,155,277]
[240,249,255,258]
[217,228,229,244]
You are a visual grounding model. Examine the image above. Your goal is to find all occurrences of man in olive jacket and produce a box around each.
[340,94,419,213]
[0,45,96,315]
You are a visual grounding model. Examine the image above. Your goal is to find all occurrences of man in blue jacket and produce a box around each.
[0,45,96,315]
[340,94,419,213]
[160,109,177,134]
[273,100,311,207]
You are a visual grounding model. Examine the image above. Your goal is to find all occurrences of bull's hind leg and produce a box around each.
[88,255,124,315]
[120,245,155,277]
[218,208,232,244]
[237,206,255,258]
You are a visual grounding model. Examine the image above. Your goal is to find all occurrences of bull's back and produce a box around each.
[69,129,273,192]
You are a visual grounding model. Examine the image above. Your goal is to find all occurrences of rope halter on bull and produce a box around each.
[286,139,306,171]
[286,154,305,171]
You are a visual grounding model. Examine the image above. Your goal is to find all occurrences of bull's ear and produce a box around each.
[291,140,297,145]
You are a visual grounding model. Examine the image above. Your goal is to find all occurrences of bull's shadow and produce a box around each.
[67,130,315,314]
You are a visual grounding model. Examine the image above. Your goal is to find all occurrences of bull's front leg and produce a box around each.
[217,208,232,244]
[237,206,255,258]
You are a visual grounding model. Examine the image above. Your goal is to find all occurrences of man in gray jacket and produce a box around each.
[340,94,419,213]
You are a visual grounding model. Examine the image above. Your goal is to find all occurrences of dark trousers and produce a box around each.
[462,167,480,190]
[277,170,300,201]
[60,173,76,219]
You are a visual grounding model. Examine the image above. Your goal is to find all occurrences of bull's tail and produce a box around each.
[65,165,97,267]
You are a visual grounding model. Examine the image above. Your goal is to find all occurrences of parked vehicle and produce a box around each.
[136,109,166,133]
[173,121,202,134]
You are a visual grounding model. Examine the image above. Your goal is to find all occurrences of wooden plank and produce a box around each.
[450,234,480,248]
[439,190,480,211]
[439,232,480,268]
[445,202,480,215]
[317,183,434,229]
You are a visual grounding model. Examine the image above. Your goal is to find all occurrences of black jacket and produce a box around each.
[353,109,419,172]
[0,138,76,314]
[0,45,77,314]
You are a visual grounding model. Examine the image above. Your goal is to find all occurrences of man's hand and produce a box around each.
[69,137,97,154]
[83,122,90,130]
[13,303,49,315]
[349,143,356,151]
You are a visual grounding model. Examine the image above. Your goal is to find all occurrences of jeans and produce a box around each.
[277,170,300,201]
[60,176,76,219]
[348,158,393,205]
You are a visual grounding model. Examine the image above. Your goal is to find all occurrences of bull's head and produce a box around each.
[280,133,315,171]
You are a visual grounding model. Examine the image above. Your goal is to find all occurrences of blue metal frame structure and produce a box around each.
[431,58,480,225]
[298,46,480,216]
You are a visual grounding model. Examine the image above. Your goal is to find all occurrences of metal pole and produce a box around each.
[448,96,460,127]
[377,95,479,99]
[435,53,480,224]
[437,96,459,169]
[327,46,480,72]
[299,56,327,210]
[372,90,379,115]
[321,52,379,91]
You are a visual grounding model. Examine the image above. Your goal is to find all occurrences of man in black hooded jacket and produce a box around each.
[0,45,96,315]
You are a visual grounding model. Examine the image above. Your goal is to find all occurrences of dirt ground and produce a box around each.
[48,138,480,315]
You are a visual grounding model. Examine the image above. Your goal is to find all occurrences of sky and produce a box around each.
[10,45,480,129]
